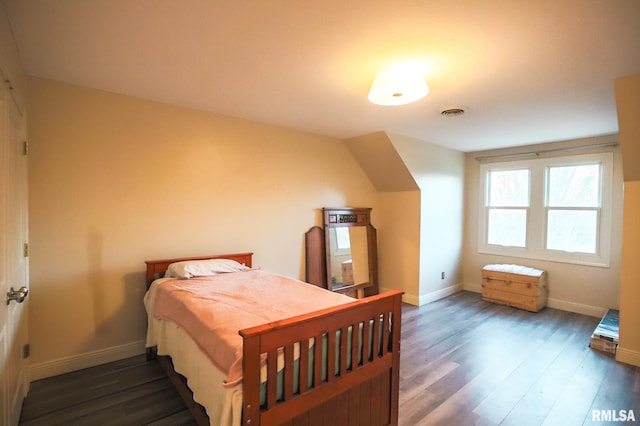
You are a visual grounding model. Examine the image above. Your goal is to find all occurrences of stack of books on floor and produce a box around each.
[589,308,619,354]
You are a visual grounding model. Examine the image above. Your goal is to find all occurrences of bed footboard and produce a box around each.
[239,290,403,426]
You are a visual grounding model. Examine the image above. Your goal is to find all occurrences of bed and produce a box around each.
[144,252,403,426]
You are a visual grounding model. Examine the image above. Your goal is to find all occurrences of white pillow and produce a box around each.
[164,258,250,279]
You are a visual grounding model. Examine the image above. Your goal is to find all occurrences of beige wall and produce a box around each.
[463,135,624,317]
[27,77,379,372]
[616,74,640,182]
[376,191,421,302]
[388,134,465,304]
[343,132,465,306]
[0,1,26,112]
[619,181,640,366]
[344,132,422,303]
[615,73,640,367]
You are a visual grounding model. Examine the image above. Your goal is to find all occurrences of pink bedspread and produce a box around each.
[151,269,353,386]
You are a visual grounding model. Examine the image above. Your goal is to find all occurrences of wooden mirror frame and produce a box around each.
[305,207,378,298]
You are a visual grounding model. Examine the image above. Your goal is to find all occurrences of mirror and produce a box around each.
[327,226,369,288]
[323,208,378,297]
[305,207,378,298]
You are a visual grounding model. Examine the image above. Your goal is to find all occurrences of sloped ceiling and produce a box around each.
[615,74,640,181]
[344,132,418,192]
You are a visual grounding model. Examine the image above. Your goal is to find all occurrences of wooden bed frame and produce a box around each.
[145,252,403,426]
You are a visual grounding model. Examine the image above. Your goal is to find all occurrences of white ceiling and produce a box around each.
[4,0,640,152]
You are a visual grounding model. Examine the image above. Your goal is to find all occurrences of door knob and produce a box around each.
[6,286,28,305]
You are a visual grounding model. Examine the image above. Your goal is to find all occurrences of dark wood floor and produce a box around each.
[19,354,196,425]
[20,291,640,425]
[399,291,639,426]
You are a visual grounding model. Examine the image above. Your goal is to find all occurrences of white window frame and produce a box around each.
[334,227,352,253]
[478,152,613,267]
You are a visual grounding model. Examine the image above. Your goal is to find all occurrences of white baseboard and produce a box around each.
[462,282,606,318]
[547,298,607,318]
[418,284,462,306]
[380,283,462,306]
[616,346,640,367]
[29,340,147,381]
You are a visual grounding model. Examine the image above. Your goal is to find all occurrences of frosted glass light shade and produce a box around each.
[368,64,429,106]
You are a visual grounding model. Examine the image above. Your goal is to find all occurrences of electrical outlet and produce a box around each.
[441,272,445,280]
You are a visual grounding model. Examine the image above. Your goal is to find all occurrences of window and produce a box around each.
[478,152,613,267]
[545,163,600,254]
[486,168,529,247]
[335,227,351,250]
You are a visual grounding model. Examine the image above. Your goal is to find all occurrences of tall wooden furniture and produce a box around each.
[306,207,378,298]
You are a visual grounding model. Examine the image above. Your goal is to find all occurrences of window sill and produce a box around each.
[478,246,610,268]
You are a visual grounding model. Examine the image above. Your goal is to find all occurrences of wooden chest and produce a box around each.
[341,260,354,285]
[481,264,547,312]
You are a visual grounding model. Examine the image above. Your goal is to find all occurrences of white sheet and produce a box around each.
[144,279,242,426]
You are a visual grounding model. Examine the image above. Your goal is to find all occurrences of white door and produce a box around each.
[0,76,29,425]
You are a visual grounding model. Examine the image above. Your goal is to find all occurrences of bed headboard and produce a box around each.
[144,252,253,288]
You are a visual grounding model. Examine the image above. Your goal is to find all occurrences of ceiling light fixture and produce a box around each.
[368,63,429,106]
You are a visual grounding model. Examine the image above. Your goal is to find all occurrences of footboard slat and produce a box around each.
[362,318,371,365]
[350,323,358,375]
[240,290,403,426]
[266,348,277,409]
[339,325,349,377]
[284,343,294,401]
[382,312,391,355]
[372,314,381,359]
[326,329,336,383]
[299,338,309,394]
[313,333,323,388]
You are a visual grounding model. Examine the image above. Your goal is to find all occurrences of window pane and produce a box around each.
[487,209,526,247]
[335,227,351,250]
[488,169,529,207]
[546,210,597,253]
[548,163,600,207]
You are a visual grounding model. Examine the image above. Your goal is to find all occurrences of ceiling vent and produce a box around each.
[440,106,466,116]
